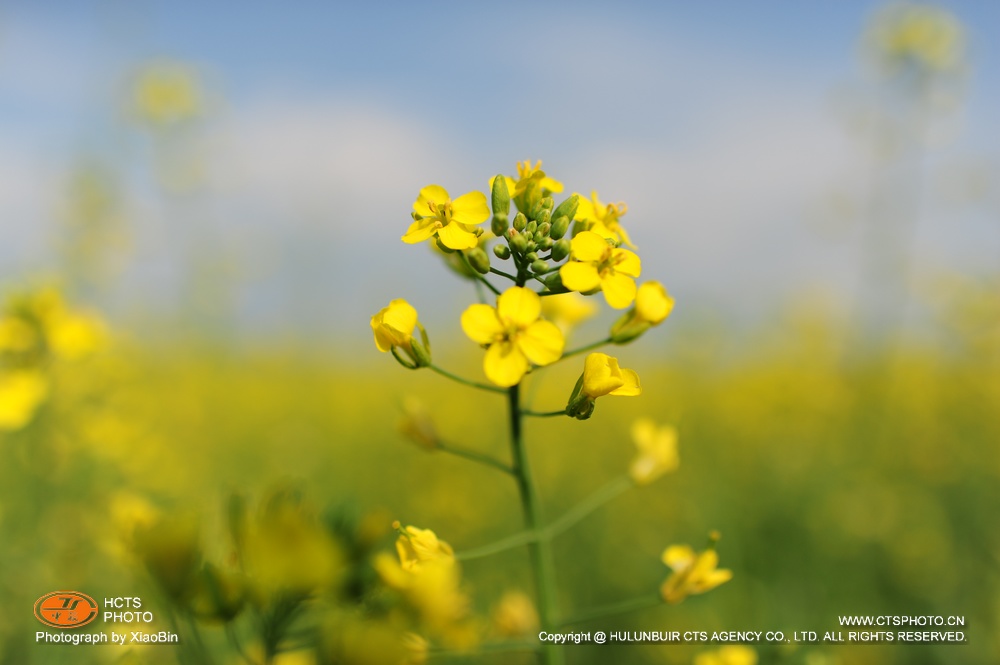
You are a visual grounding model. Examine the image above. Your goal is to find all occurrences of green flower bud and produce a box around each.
[538,221,551,236]
[609,310,652,345]
[526,241,537,252]
[465,248,491,275]
[539,237,554,251]
[536,209,551,226]
[551,238,571,261]
[533,232,544,244]
[550,215,570,240]
[541,196,554,210]
[491,174,511,217]
[494,244,511,260]
[510,231,528,254]
[544,272,568,293]
[525,252,538,263]
[491,214,509,237]
[526,220,537,234]
[531,260,549,274]
[513,212,527,232]
[552,194,579,224]
[409,338,432,368]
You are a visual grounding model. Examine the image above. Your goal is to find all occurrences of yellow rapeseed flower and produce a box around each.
[582,352,641,399]
[629,418,679,485]
[610,281,675,343]
[461,287,564,387]
[491,590,539,637]
[872,4,963,73]
[660,539,732,604]
[371,299,417,352]
[132,63,202,126]
[574,190,634,248]
[559,231,641,309]
[514,159,563,194]
[395,524,456,572]
[0,370,49,431]
[403,185,489,250]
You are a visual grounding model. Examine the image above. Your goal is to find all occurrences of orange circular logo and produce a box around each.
[33,591,99,629]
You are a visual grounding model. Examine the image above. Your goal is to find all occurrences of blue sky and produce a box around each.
[1,1,997,337]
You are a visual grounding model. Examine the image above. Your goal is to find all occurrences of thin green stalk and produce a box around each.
[557,337,613,362]
[544,476,632,539]
[508,384,562,665]
[557,593,663,627]
[523,408,567,418]
[429,364,505,393]
[460,252,502,296]
[438,442,513,475]
[490,267,518,281]
[456,529,538,561]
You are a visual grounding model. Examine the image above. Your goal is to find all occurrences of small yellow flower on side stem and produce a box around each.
[461,287,564,387]
[660,533,732,604]
[574,190,634,248]
[559,231,641,309]
[629,418,679,485]
[371,299,431,368]
[394,523,456,572]
[566,352,641,419]
[611,281,675,344]
[403,185,489,251]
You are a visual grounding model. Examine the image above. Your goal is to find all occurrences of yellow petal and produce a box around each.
[610,368,641,396]
[540,175,564,193]
[401,219,437,244]
[613,249,641,277]
[484,341,529,387]
[414,185,450,216]
[461,304,504,344]
[635,282,674,324]
[517,320,564,366]
[436,222,479,250]
[497,287,540,328]
[450,191,489,226]
[570,231,611,263]
[662,545,696,571]
[573,194,595,222]
[382,299,418,335]
[582,353,625,398]
[630,418,657,448]
[600,272,637,309]
[559,262,602,293]
[588,221,618,242]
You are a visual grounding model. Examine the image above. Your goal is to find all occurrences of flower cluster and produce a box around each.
[370,161,729,658]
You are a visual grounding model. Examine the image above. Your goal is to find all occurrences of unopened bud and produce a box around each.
[539,237,554,251]
[525,252,538,263]
[544,272,568,293]
[494,244,511,260]
[538,221,551,236]
[513,212,527,232]
[541,196,554,210]
[491,174,511,217]
[510,232,528,254]
[550,215,570,240]
[536,209,551,226]
[491,214,509,236]
[526,220,537,234]
[551,238,571,261]
[531,260,549,274]
[533,232,544,244]
[466,248,491,275]
[552,194,579,224]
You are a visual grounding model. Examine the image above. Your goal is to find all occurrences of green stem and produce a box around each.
[438,442,513,475]
[456,529,538,561]
[460,252,502,296]
[429,364,505,393]
[490,267,518,281]
[545,476,632,539]
[557,593,663,627]
[508,384,562,665]
[523,409,567,418]
[557,337,613,362]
